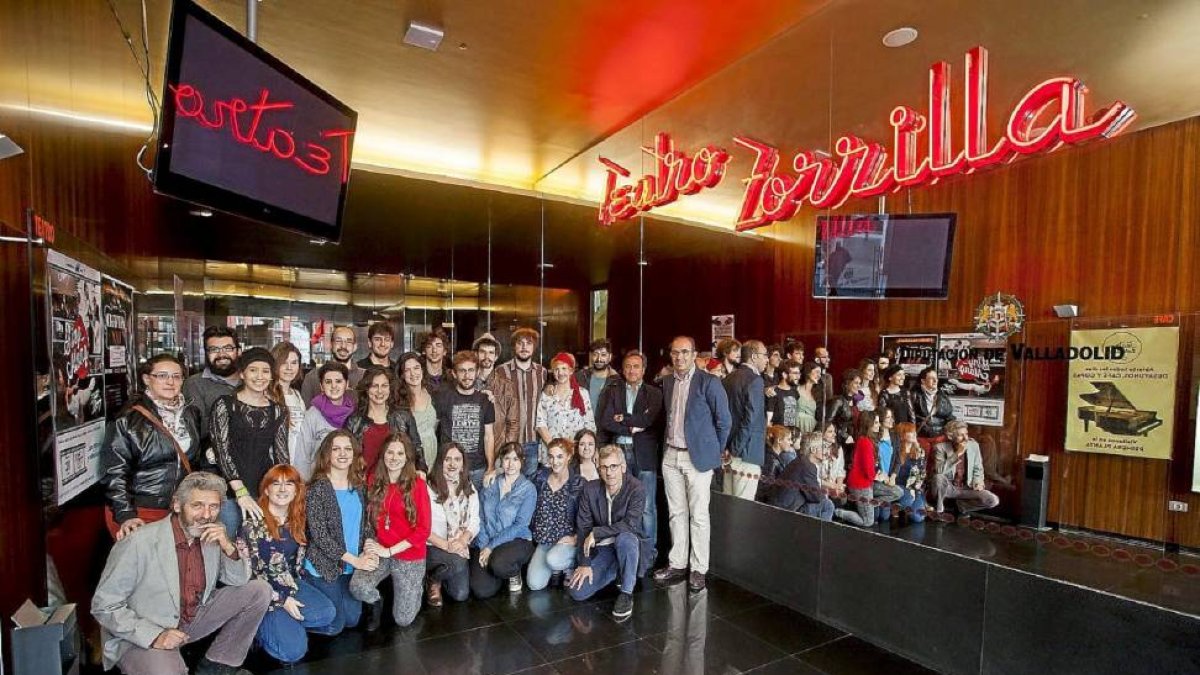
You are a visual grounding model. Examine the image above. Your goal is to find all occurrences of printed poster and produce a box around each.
[102,275,136,420]
[1066,327,1177,460]
[1192,385,1200,492]
[47,250,107,504]
[937,332,1007,427]
[711,314,735,349]
[881,334,938,380]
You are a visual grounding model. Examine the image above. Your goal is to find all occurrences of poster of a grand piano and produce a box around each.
[1065,327,1178,460]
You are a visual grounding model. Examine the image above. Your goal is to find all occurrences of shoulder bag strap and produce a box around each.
[131,404,193,474]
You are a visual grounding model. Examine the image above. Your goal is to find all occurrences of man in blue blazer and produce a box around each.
[722,340,769,501]
[653,336,731,592]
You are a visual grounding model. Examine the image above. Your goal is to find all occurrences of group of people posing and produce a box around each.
[90,323,1000,674]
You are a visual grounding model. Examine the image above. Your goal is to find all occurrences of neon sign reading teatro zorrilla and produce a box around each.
[597,46,1136,231]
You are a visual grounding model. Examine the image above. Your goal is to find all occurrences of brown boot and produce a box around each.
[427,579,443,607]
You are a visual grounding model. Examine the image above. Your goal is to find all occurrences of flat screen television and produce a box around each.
[153,0,356,242]
[813,213,956,299]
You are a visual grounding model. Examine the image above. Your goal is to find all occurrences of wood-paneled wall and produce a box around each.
[758,116,1200,546]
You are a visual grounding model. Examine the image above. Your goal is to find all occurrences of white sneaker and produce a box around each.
[509,575,523,593]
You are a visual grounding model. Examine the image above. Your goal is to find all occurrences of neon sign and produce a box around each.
[169,84,355,183]
[596,46,1136,231]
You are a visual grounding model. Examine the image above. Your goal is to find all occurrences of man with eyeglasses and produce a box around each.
[653,336,731,592]
[183,326,242,462]
[356,321,396,371]
[300,325,365,405]
[722,340,768,501]
[567,445,648,620]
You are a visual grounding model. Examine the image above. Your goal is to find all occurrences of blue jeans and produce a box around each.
[306,573,362,635]
[469,468,486,495]
[567,532,640,600]
[800,497,835,521]
[638,470,658,554]
[526,542,577,591]
[899,488,928,523]
[255,579,337,664]
[219,498,242,539]
[522,441,540,479]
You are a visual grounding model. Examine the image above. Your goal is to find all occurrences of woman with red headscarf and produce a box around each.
[534,352,597,472]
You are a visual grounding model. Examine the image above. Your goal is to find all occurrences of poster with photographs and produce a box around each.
[936,332,1007,427]
[711,314,735,350]
[880,334,938,383]
[1066,327,1177,460]
[102,275,136,420]
[47,249,106,504]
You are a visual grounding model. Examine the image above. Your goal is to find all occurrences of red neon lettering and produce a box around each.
[169,82,355,182]
[599,46,1134,230]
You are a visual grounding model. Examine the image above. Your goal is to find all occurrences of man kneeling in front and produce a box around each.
[567,444,647,620]
[92,471,271,675]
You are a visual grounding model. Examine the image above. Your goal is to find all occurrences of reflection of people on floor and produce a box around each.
[658,583,707,675]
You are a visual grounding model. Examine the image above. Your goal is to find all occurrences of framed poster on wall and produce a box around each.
[937,332,1007,427]
[1065,326,1177,460]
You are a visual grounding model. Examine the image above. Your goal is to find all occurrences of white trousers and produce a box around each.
[662,447,713,574]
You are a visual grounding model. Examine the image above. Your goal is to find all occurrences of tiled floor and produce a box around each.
[241,576,936,675]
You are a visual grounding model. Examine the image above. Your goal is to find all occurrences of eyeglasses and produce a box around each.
[599,463,623,472]
[205,345,237,355]
[148,372,184,382]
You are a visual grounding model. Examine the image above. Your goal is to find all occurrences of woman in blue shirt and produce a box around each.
[304,430,379,634]
[470,442,537,598]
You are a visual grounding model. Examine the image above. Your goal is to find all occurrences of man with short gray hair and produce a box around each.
[933,421,999,514]
[723,340,768,500]
[92,472,271,675]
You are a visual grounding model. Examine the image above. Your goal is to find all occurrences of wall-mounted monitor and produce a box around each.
[813,213,956,299]
[153,0,356,242]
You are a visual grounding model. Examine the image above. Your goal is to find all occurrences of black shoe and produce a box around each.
[612,592,634,620]
[364,598,384,632]
[549,571,565,588]
[652,566,687,582]
[195,658,252,675]
[688,571,706,592]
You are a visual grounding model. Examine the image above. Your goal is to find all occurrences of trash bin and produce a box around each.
[11,599,80,675]
[1020,455,1051,530]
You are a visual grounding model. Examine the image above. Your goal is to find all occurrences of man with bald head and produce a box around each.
[653,336,731,592]
[301,325,366,405]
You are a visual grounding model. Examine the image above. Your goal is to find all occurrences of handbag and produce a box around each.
[131,404,193,474]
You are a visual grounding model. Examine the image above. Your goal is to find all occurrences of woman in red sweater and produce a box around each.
[835,411,880,528]
[349,433,431,630]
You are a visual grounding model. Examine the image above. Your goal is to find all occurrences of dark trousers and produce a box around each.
[427,547,471,602]
[567,532,640,600]
[306,573,362,635]
[469,539,534,599]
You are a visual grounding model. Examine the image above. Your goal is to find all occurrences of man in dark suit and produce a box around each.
[653,336,732,592]
[722,340,768,501]
[596,350,663,559]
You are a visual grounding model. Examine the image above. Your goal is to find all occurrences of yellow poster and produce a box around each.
[1065,327,1178,459]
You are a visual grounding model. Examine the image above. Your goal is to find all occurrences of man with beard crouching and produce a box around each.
[92,472,271,675]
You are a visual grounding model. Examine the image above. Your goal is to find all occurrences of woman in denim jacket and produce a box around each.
[470,442,537,598]
[526,438,585,590]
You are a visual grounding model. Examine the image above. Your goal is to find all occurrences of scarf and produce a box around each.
[312,394,355,428]
[152,394,192,450]
[550,352,588,417]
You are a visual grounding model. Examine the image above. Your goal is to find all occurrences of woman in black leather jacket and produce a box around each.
[100,353,202,540]
[344,366,424,472]
[824,368,863,469]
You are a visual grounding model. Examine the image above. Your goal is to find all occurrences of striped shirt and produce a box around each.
[495,360,546,445]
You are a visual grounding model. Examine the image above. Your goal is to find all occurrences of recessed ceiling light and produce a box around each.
[882,26,919,48]
[403,21,444,51]
[190,208,213,217]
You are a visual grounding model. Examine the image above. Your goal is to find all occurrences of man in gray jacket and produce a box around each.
[92,472,270,675]
[933,420,1000,514]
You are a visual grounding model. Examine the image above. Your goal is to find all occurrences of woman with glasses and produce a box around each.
[100,353,202,540]
[344,365,423,471]
[211,348,290,538]
[470,442,537,598]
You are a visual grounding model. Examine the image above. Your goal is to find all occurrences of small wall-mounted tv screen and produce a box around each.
[153,0,356,242]
[813,213,956,299]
